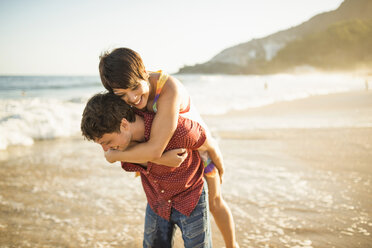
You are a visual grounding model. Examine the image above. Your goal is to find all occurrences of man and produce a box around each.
[81,92,219,247]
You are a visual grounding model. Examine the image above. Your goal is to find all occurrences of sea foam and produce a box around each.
[0,98,84,150]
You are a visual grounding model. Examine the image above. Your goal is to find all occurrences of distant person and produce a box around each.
[99,47,238,247]
[81,92,215,247]
[264,82,268,90]
[365,79,369,91]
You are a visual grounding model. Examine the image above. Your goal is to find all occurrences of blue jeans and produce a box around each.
[143,183,212,248]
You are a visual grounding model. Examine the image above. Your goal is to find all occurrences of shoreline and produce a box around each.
[1,90,372,247]
[203,90,372,132]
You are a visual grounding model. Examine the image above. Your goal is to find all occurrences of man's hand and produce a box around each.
[152,148,188,167]
[104,149,121,163]
[198,137,225,184]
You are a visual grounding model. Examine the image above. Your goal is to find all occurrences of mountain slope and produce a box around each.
[268,19,372,72]
[178,0,372,74]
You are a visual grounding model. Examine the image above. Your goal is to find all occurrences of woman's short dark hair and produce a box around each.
[81,92,135,140]
[99,47,149,92]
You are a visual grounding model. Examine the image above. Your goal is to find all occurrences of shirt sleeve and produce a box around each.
[121,162,144,172]
[175,116,206,150]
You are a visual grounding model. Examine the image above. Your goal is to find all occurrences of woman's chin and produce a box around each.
[134,97,148,110]
[133,103,146,110]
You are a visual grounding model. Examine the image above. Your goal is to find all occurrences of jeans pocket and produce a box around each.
[181,213,207,240]
[181,189,208,240]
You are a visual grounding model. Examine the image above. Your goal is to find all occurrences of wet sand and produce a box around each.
[1,91,372,247]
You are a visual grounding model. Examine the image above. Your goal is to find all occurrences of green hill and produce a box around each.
[178,0,372,74]
[268,18,372,72]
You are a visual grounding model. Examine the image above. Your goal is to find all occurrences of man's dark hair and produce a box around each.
[99,47,149,92]
[81,92,136,140]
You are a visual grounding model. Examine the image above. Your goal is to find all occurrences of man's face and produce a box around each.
[95,123,132,152]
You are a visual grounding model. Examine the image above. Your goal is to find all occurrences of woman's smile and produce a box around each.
[132,95,142,107]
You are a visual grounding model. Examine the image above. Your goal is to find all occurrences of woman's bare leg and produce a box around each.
[206,173,238,248]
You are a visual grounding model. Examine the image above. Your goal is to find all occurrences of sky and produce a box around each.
[0,0,344,75]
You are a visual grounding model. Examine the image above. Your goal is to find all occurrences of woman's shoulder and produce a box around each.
[148,71,161,84]
[150,70,187,99]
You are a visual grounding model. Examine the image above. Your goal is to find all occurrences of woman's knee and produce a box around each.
[209,194,223,213]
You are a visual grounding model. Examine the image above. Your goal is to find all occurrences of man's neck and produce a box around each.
[131,114,145,142]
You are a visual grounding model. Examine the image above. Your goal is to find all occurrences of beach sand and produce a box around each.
[1,91,371,247]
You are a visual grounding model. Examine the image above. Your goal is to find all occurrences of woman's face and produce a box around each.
[113,80,150,110]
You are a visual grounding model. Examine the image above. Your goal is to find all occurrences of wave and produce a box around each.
[0,88,355,150]
[0,98,84,150]
[0,73,368,150]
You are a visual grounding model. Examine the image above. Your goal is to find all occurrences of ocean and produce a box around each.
[0,73,367,150]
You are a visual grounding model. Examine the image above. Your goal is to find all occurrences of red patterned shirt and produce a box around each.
[121,111,206,221]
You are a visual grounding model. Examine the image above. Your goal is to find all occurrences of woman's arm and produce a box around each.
[104,76,185,164]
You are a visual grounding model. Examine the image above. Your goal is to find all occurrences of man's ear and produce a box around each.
[120,118,130,131]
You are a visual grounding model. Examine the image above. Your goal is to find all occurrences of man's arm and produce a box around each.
[174,116,225,183]
[198,137,225,184]
[146,148,187,167]
[106,148,187,168]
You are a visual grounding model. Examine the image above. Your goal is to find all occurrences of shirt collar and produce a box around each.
[134,110,155,141]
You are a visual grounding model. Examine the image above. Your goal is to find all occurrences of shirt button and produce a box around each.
[168,200,171,203]
[146,171,149,174]
[154,180,157,183]
[161,190,164,193]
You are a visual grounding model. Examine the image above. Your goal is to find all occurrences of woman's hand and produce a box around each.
[104,149,121,163]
